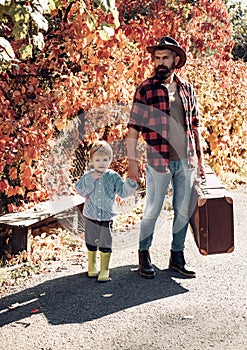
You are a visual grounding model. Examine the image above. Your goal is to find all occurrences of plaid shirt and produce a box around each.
[128,74,200,172]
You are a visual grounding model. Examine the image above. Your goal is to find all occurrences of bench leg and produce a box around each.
[12,227,32,254]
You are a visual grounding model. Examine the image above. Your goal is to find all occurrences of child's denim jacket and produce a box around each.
[75,169,138,221]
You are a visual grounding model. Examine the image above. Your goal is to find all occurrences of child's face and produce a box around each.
[92,152,111,173]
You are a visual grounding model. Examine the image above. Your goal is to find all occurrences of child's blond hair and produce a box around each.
[89,140,113,162]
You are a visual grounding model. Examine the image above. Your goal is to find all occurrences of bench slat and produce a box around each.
[0,194,85,254]
[0,194,84,228]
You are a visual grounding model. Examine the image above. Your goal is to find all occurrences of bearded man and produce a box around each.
[127,36,205,279]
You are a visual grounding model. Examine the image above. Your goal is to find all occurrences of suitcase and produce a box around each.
[189,166,234,255]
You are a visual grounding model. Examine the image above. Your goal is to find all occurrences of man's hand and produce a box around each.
[193,127,205,178]
[197,158,205,178]
[128,159,141,182]
[126,127,140,181]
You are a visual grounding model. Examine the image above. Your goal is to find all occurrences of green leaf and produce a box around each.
[33,33,45,50]
[13,8,30,23]
[48,0,58,12]
[30,11,48,31]
[19,44,33,60]
[99,22,115,40]
[96,0,114,13]
[86,14,97,31]
[33,0,49,13]
[95,0,119,28]
[12,23,28,40]
[111,8,120,28]
[0,36,15,59]
[0,0,11,5]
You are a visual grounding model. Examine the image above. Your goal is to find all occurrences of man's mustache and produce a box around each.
[157,65,169,70]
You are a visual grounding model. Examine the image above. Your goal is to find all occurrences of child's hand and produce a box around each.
[90,170,102,179]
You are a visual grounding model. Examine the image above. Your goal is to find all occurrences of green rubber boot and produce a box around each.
[98,252,111,282]
[87,250,98,277]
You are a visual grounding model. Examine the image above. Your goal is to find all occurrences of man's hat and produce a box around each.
[147,36,186,68]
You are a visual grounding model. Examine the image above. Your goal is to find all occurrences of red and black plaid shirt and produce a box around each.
[128,74,200,172]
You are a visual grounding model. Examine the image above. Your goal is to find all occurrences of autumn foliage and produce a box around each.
[0,0,246,213]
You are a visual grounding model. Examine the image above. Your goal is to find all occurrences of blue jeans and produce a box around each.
[139,160,195,251]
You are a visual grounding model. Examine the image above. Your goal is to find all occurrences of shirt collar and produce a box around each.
[152,73,184,86]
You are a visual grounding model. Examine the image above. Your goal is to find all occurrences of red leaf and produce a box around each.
[31,308,39,314]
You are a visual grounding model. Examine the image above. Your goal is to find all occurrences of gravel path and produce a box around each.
[0,186,246,350]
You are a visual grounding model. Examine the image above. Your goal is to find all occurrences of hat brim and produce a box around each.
[146,44,186,69]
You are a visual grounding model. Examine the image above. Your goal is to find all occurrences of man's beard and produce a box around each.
[155,63,176,81]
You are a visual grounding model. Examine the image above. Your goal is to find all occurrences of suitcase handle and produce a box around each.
[201,176,206,185]
[195,175,206,186]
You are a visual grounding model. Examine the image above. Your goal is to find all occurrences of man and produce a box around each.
[127,36,205,279]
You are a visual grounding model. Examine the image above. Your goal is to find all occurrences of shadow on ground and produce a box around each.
[0,265,188,326]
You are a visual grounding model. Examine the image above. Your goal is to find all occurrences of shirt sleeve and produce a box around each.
[75,172,95,197]
[114,174,139,199]
[128,84,148,133]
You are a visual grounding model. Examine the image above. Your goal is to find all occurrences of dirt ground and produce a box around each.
[0,185,246,350]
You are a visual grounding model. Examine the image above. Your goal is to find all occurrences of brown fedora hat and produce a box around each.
[147,36,186,68]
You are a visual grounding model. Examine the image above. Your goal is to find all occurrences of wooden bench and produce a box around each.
[0,194,85,254]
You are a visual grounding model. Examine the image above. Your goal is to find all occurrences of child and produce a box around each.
[75,140,138,282]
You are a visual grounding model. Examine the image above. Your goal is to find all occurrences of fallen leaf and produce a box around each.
[182,315,194,320]
[8,303,21,310]
[102,294,113,298]
[31,308,39,314]
[15,321,31,328]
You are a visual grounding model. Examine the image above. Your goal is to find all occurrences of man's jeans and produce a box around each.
[139,160,195,251]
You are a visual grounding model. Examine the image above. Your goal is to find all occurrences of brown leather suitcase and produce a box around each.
[189,167,234,255]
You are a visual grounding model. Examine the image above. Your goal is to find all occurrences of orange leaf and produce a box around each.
[23,165,33,178]
[6,186,19,196]
[116,62,125,73]
[116,196,121,203]
[23,150,32,165]
[0,180,9,192]
[7,203,18,212]
[54,118,66,131]
[9,167,18,180]
[13,90,21,96]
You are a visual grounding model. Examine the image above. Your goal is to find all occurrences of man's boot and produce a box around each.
[138,250,155,278]
[87,250,98,277]
[98,251,111,282]
[169,250,196,278]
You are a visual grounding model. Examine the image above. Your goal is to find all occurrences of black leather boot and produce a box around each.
[138,250,155,279]
[169,250,196,278]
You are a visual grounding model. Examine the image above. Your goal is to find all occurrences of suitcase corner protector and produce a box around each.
[198,198,207,207]
[199,249,208,256]
[225,196,233,204]
[227,246,234,253]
